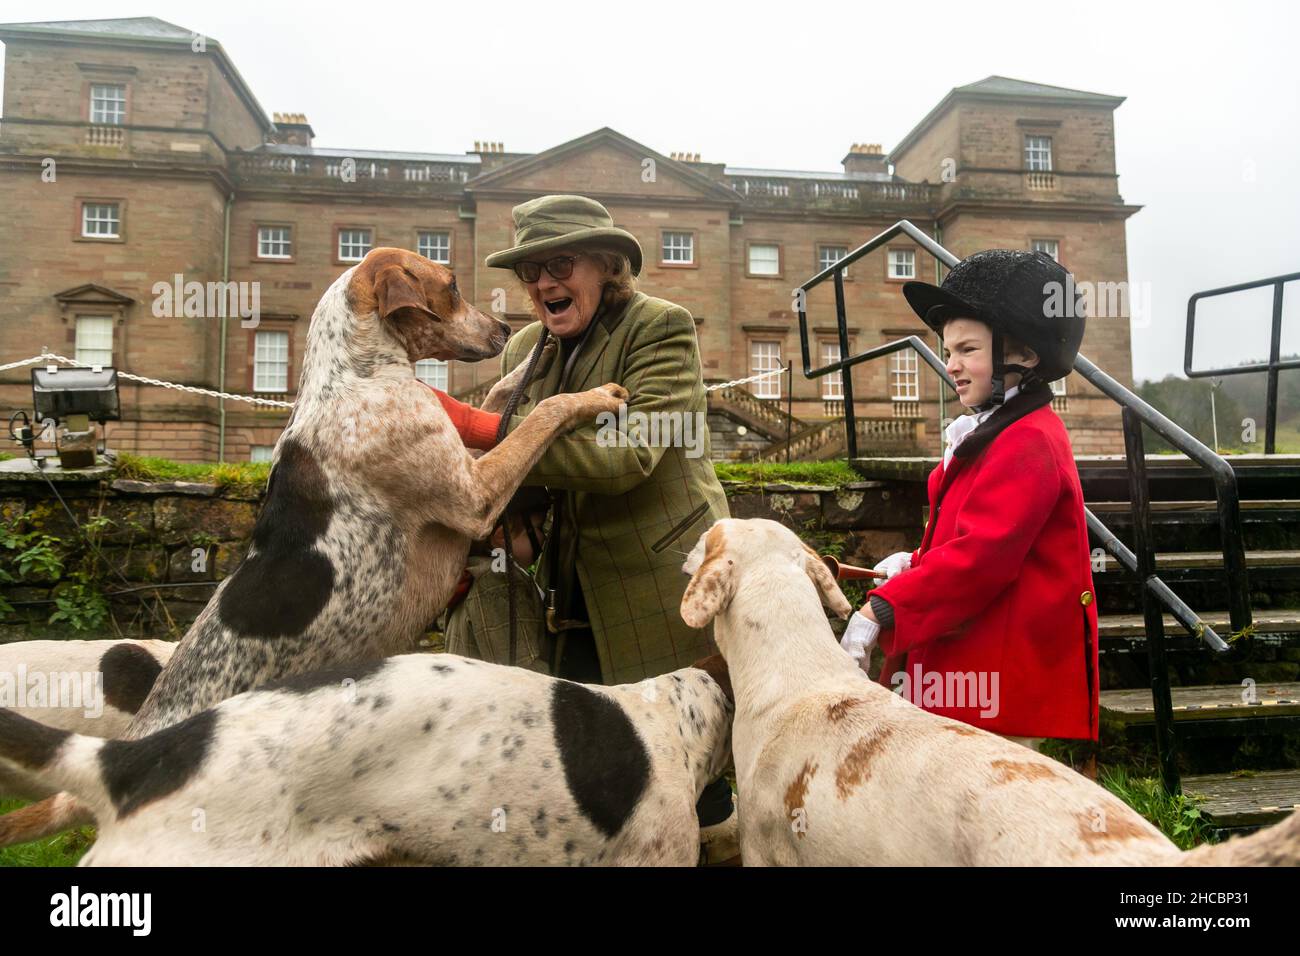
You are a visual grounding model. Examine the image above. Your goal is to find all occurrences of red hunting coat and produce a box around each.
[872,404,1099,740]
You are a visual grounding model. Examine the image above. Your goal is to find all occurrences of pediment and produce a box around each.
[468,127,738,204]
[53,283,135,306]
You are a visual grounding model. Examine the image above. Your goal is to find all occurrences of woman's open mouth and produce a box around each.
[955,378,970,390]
[544,297,573,316]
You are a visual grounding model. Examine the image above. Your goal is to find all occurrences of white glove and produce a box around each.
[840,611,880,674]
[873,551,913,580]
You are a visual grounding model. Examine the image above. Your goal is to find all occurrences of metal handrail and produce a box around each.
[796,221,957,461]
[1071,354,1250,639]
[1184,271,1300,454]
[794,220,1255,794]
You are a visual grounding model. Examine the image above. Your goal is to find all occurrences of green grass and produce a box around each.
[1191,422,1300,455]
[713,460,862,487]
[113,455,865,492]
[1254,421,1300,454]
[0,799,94,867]
[113,453,270,494]
[1092,767,1217,850]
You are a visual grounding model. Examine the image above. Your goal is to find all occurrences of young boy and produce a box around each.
[840,249,1098,749]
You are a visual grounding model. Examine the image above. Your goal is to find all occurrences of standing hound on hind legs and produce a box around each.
[0,247,627,848]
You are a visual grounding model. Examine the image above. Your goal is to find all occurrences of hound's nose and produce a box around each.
[496,319,511,339]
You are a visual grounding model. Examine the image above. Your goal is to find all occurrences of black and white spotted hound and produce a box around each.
[0,639,173,800]
[0,653,733,865]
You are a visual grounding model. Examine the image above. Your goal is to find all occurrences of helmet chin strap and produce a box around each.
[975,331,1033,413]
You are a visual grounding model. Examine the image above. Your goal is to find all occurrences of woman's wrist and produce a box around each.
[428,386,502,451]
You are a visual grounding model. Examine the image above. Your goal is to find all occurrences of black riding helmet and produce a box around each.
[901,249,1086,408]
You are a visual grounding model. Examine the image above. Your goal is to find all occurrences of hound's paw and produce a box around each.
[582,383,628,420]
[559,383,628,428]
[593,383,630,403]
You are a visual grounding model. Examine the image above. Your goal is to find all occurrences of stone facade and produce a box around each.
[0,18,1140,461]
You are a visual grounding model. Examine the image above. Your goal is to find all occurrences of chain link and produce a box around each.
[704,364,791,392]
[0,351,295,408]
[3,349,786,406]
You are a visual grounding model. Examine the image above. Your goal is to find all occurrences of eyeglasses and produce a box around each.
[512,254,584,283]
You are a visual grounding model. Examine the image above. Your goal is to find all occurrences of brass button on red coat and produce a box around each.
[1080,590,1093,606]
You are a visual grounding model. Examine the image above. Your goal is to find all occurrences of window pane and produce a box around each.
[90,84,125,125]
[662,232,693,264]
[1024,135,1052,171]
[75,316,113,366]
[748,244,780,276]
[819,245,848,273]
[417,231,451,263]
[821,342,843,399]
[1031,239,1059,262]
[890,349,919,400]
[254,330,289,392]
[82,203,121,237]
[888,249,915,279]
[751,341,782,399]
[250,445,275,463]
[338,229,373,262]
[414,359,448,390]
[258,226,292,258]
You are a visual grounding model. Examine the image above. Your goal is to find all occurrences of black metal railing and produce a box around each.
[795,219,1251,794]
[1185,271,1300,454]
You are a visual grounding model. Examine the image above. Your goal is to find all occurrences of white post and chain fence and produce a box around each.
[0,350,294,408]
[703,364,790,392]
[2,348,790,407]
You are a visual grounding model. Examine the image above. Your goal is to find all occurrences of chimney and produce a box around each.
[842,143,887,176]
[270,112,315,147]
[470,140,524,173]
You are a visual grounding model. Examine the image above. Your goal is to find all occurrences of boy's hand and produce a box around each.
[840,610,880,674]
[874,551,913,580]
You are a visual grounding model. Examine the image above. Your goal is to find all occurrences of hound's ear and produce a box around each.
[681,527,734,629]
[802,545,852,619]
[374,264,435,322]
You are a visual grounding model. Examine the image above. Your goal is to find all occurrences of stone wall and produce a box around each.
[3,462,1293,695]
[707,412,772,461]
[0,465,258,642]
[0,464,928,643]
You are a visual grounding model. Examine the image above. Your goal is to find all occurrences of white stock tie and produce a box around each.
[943,385,1020,470]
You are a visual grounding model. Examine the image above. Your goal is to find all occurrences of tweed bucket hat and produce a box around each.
[484,194,643,276]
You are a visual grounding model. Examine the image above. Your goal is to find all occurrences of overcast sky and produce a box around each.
[3,0,1297,382]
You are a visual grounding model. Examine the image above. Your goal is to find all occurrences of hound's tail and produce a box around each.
[0,709,108,844]
[1179,808,1300,866]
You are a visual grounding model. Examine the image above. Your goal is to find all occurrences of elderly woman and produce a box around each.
[482,194,729,683]
[441,194,734,861]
